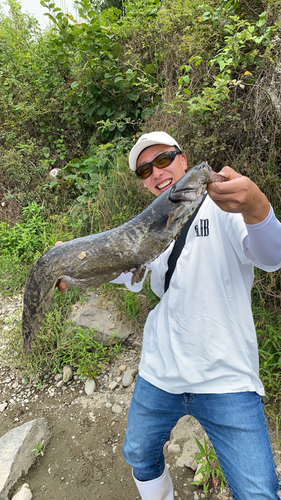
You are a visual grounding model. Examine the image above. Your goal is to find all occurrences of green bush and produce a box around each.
[0,203,51,262]
[0,256,30,296]
[0,202,77,262]
[255,306,281,403]
[0,201,82,292]
[55,326,123,378]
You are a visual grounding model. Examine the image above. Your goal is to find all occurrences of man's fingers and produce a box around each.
[57,280,69,293]
[208,168,247,197]
[217,166,243,180]
[55,241,70,292]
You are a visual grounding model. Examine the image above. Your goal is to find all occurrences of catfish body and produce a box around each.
[22,162,225,351]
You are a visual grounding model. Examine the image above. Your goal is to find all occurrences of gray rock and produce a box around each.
[84,378,96,395]
[47,386,56,397]
[0,402,7,413]
[185,459,198,472]
[108,381,119,390]
[193,458,207,484]
[168,415,206,468]
[62,365,73,383]
[11,483,33,500]
[122,368,137,387]
[71,294,131,346]
[167,443,181,454]
[0,418,51,500]
[112,403,122,414]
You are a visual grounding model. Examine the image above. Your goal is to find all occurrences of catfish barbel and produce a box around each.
[22,162,225,351]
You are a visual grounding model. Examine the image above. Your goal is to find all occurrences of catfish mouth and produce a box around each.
[168,161,212,203]
[196,162,212,173]
[168,181,201,203]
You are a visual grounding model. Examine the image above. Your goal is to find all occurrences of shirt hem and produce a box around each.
[138,368,265,396]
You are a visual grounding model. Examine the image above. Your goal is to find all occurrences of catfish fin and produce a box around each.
[131,265,146,285]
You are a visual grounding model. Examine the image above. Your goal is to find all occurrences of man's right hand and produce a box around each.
[55,241,70,293]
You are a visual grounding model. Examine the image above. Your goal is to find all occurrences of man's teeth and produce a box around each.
[157,179,172,189]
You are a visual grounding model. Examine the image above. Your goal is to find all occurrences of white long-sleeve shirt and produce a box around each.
[113,197,281,395]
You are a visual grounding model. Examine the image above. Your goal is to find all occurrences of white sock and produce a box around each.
[133,464,174,500]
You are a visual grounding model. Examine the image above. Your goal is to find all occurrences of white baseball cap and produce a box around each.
[129,131,181,172]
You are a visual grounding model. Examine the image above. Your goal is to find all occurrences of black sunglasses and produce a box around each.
[135,150,183,180]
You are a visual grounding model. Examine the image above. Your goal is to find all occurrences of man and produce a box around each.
[118,131,281,499]
[58,131,281,499]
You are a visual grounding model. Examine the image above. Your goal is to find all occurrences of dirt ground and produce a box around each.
[0,355,216,500]
[1,381,140,500]
[1,354,281,500]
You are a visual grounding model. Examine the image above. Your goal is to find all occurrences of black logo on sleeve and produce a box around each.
[195,219,209,237]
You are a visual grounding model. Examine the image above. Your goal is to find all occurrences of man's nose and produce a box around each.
[151,164,164,178]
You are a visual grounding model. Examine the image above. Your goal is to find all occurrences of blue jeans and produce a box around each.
[123,375,280,500]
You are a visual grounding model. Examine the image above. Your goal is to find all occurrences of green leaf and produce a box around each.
[225,0,234,8]
[180,65,191,72]
[195,437,206,455]
[43,12,58,23]
[112,43,122,56]
[71,81,79,89]
[127,91,140,101]
[182,75,190,84]
[256,13,266,27]
[144,64,156,75]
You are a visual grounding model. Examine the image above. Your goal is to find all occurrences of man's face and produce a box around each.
[137,144,187,197]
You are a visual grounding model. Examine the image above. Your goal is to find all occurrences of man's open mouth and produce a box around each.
[156,179,172,190]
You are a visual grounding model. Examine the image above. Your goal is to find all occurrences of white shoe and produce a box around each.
[133,464,174,500]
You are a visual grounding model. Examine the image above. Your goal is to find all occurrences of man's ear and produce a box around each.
[179,153,188,171]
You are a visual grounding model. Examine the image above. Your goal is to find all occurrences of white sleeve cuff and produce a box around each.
[243,207,281,269]
[110,268,149,292]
